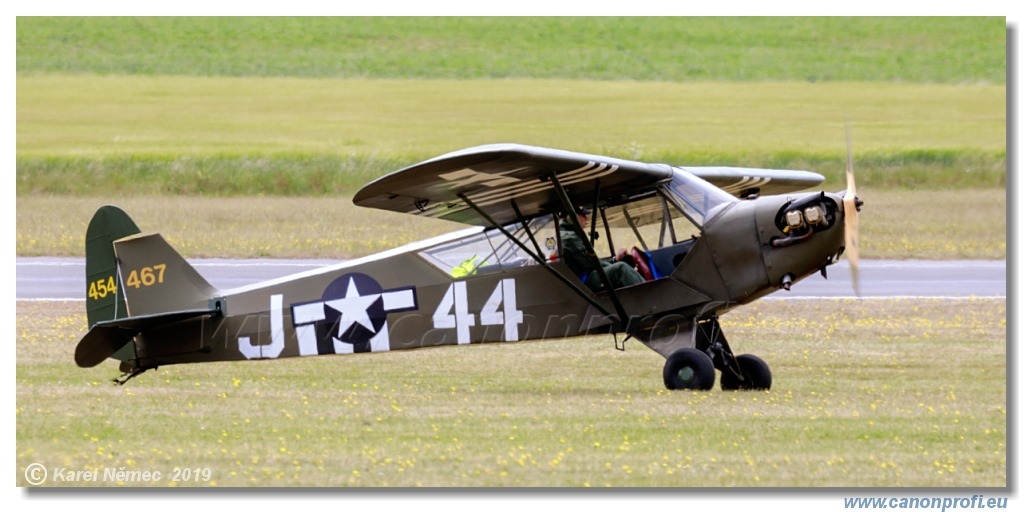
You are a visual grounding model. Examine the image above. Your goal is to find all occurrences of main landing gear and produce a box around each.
[662,318,772,391]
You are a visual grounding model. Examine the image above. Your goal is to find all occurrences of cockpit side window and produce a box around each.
[600,193,699,252]
[419,216,555,278]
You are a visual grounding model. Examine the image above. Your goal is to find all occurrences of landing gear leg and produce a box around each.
[693,317,772,391]
[659,315,770,391]
[646,316,772,391]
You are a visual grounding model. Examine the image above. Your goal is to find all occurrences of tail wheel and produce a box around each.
[663,348,716,390]
[720,354,772,391]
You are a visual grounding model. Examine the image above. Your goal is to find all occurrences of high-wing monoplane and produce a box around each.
[76,143,862,390]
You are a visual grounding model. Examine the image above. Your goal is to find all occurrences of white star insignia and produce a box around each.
[325,277,381,336]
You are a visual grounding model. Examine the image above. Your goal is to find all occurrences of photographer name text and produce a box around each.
[24,463,212,485]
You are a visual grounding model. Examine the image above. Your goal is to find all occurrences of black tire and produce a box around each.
[720,354,772,391]
[663,348,716,390]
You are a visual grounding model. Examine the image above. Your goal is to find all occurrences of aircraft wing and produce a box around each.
[684,167,825,198]
[353,144,675,226]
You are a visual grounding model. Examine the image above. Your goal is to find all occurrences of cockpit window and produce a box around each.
[419,216,556,278]
[663,168,737,226]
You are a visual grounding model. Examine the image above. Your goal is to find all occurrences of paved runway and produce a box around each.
[16,257,1007,300]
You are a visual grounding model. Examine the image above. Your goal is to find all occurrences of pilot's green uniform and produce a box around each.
[559,222,644,291]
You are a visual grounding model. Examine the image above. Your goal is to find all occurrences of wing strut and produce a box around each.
[547,173,631,331]
[622,206,648,252]
[599,207,615,258]
[590,179,617,259]
[589,180,601,246]
[659,193,677,247]
[456,194,616,320]
[510,199,545,258]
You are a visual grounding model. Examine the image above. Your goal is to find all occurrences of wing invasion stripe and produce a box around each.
[420,161,620,219]
[472,161,618,202]
[456,161,604,205]
[419,162,607,217]
[473,163,620,207]
[721,177,771,194]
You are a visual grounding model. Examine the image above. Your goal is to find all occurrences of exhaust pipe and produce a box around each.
[780,273,794,291]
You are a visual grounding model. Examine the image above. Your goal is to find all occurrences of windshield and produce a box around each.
[664,168,737,226]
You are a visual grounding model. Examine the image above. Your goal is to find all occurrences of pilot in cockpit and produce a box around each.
[558,206,644,291]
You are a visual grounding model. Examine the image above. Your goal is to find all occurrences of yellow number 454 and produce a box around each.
[87,276,117,300]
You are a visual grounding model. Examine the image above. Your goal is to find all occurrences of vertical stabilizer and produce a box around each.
[85,205,141,326]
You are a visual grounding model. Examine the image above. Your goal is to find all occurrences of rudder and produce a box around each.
[85,205,141,326]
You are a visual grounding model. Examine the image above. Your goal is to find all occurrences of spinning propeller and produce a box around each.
[843,125,862,296]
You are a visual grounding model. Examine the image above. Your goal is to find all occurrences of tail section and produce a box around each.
[85,205,141,326]
[78,206,220,370]
[111,232,217,316]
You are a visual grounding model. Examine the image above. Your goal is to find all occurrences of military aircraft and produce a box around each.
[76,143,861,390]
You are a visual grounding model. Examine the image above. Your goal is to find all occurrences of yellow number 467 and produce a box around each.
[125,264,167,289]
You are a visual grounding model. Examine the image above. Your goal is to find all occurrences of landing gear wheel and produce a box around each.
[720,354,772,391]
[663,348,716,390]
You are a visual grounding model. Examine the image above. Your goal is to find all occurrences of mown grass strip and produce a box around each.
[17,77,1005,158]
[14,190,1006,260]
[16,154,403,197]
[17,17,1006,83]
[14,150,1006,197]
[16,76,1006,191]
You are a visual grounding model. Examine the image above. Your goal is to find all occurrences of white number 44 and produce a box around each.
[432,279,523,344]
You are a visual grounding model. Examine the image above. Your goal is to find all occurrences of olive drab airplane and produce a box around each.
[76,143,862,390]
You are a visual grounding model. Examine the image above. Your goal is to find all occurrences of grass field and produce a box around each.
[16,298,1006,487]
[15,16,1009,492]
[16,75,1005,162]
[16,76,1005,192]
[16,17,1007,198]
[16,17,1006,83]
[14,189,1008,260]
[15,75,1007,261]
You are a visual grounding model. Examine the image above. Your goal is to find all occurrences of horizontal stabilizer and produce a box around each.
[74,308,218,368]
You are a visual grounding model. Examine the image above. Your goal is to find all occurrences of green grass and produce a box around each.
[14,13,1008,494]
[14,189,1007,260]
[16,76,1006,193]
[15,149,1006,197]
[14,75,1008,261]
[862,189,1006,259]
[16,17,1006,83]
[17,77,1005,157]
[15,195,464,259]
[16,298,1006,487]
